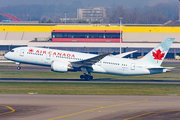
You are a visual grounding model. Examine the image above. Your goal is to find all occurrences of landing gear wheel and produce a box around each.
[80,75,93,80]
[89,76,93,80]
[80,75,84,79]
[17,66,21,70]
[84,75,89,80]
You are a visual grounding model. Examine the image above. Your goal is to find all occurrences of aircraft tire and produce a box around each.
[80,75,84,79]
[80,75,93,80]
[89,76,93,80]
[84,75,89,80]
[17,66,21,70]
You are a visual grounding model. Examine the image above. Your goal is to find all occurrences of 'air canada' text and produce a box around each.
[29,49,75,57]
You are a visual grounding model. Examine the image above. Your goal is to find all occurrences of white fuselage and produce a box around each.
[5,47,165,76]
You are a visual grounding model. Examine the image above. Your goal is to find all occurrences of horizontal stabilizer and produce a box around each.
[146,66,164,70]
[163,67,175,70]
[146,67,175,70]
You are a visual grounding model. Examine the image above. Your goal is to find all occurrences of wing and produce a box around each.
[115,50,137,58]
[71,53,111,67]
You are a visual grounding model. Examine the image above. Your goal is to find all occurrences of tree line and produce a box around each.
[107,2,178,24]
[0,2,178,24]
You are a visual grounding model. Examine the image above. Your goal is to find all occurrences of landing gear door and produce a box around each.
[20,49,25,56]
[131,63,135,70]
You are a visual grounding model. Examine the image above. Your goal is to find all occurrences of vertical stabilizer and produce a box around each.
[141,38,175,66]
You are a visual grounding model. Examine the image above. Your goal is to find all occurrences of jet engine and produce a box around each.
[51,60,69,73]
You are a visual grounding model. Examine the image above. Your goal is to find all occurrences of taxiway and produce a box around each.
[0,94,180,120]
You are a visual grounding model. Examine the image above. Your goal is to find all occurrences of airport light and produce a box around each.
[64,12,67,24]
[119,17,123,54]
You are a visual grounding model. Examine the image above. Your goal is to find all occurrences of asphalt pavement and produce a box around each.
[0,94,180,120]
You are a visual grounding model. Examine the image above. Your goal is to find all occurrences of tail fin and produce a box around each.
[141,38,175,66]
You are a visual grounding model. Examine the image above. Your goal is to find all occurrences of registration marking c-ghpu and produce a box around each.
[0,105,15,115]
[48,99,147,120]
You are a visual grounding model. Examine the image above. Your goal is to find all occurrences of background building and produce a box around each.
[77,8,107,22]
[0,22,180,58]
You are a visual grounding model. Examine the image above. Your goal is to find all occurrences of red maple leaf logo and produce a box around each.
[29,49,34,53]
[152,49,165,63]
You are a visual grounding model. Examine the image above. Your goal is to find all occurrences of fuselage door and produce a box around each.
[46,53,51,60]
[20,49,25,56]
[131,63,135,70]
[96,61,102,66]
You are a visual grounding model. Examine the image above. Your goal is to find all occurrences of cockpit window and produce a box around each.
[11,50,14,52]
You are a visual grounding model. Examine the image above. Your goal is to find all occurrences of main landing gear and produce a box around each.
[80,67,93,80]
[80,74,93,80]
[16,62,21,70]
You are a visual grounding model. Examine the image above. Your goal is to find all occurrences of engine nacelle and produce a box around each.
[51,60,69,73]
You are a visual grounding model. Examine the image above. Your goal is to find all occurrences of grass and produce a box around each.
[0,82,180,95]
[0,63,179,95]
[0,71,180,80]
[0,62,15,64]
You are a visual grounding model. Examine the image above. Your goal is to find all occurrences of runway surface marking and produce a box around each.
[48,99,147,120]
[0,105,15,115]
[124,109,180,120]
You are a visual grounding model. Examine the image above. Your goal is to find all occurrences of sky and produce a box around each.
[0,0,178,8]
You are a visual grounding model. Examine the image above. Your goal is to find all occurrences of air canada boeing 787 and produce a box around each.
[5,38,175,80]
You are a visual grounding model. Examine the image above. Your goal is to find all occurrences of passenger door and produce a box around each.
[19,49,25,56]
[46,53,51,60]
[96,61,102,66]
[131,63,135,70]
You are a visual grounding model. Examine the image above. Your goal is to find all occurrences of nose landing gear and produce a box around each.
[16,62,21,70]
[17,66,21,70]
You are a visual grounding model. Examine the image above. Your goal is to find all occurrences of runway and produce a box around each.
[0,62,180,84]
[1,78,180,84]
[0,94,180,120]
[0,64,51,72]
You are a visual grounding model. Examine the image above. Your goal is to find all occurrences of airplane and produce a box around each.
[4,38,175,80]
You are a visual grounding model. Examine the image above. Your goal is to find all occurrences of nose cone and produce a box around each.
[4,53,7,59]
[4,52,10,59]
